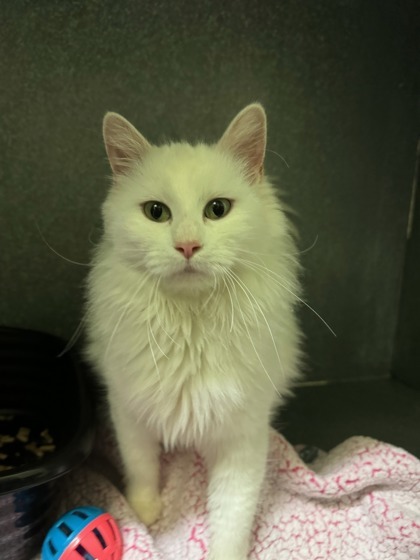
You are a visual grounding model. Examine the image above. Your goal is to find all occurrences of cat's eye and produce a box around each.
[143,201,171,222]
[204,198,232,220]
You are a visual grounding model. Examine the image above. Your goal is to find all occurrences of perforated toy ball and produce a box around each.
[41,506,122,560]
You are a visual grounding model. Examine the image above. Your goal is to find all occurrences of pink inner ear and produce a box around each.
[103,112,151,176]
[107,146,134,175]
[219,104,267,184]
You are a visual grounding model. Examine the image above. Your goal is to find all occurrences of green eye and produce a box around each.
[143,201,171,222]
[204,198,232,220]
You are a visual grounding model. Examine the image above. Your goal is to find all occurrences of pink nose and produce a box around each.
[175,241,202,259]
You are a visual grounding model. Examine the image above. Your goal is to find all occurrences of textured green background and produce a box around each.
[0,1,418,383]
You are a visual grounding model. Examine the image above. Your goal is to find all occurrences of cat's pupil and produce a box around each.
[211,200,225,217]
[150,203,162,220]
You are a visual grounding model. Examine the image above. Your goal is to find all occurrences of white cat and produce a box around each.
[85,103,302,560]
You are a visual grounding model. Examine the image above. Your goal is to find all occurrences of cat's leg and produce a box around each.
[204,425,269,560]
[110,402,162,525]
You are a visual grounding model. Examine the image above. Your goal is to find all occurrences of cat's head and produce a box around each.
[101,104,287,295]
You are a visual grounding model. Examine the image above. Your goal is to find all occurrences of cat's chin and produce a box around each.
[160,267,214,295]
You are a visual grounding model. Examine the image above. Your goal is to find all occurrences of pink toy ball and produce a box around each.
[42,506,122,560]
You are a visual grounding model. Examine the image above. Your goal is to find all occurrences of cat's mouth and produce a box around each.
[163,262,213,293]
[173,263,205,277]
[181,264,201,274]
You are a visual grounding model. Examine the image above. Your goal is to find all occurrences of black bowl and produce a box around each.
[0,327,94,560]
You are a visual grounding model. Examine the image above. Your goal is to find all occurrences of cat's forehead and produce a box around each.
[139,143,243,201]
[152,144,213,181]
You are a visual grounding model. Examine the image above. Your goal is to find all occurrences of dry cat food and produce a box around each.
[0,412,56,473]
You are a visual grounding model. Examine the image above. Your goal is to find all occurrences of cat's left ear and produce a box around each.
[218,103,267,184]
[103,112,152,176]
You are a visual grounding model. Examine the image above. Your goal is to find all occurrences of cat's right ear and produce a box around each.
[103,112,151,176]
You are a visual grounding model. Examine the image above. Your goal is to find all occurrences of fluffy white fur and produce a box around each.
[86,104,302,560]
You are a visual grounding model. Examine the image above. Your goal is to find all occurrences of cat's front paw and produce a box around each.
[207,554,246,560]
[127,484,163,526]
[207,544,248,560]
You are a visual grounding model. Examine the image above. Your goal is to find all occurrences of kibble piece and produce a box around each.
[25,442,44,458]
[40,429,53,444]
[39,445,56,452]
[16,427,30,443]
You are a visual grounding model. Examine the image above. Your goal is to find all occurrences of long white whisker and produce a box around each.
[236,248,277,257]
[266,148,290,168]
[118,248,151,254]
[236,235,319,257]
[200,269,219,312]
[147,279,163,394]
[224,271,282,400]
[88,226,101,247]
[228,269,284,377]
[36,223,90,266]
[104,280,145,361]
[147,321,161,384]
[224,268,260,330]
[239,258,337,337]
[58,315,87,356]
[237,257,297,288]
[237,249,300,266]
[225,278,235,333]
[148,278,169,359]
[217,266,235,332]
[298,234,319,255]
[154,285,181,349]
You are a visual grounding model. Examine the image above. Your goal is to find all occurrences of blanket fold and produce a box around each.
[34,429,420,560]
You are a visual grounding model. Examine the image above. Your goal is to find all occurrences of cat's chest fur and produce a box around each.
[88,262,268,449]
